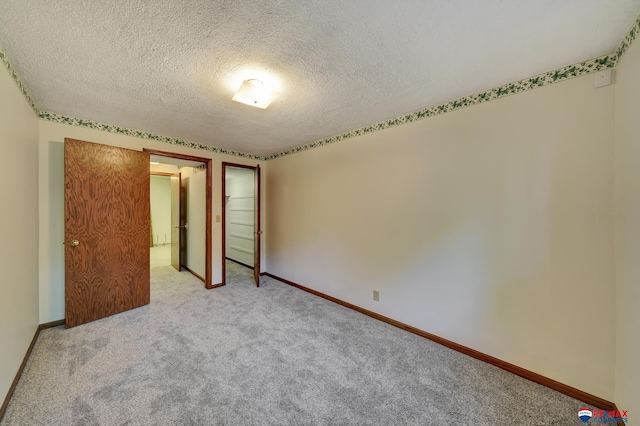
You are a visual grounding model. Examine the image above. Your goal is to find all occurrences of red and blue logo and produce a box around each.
[578,407,629,423]
[579,408,593,423]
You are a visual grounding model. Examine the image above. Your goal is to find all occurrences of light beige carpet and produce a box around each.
[1,264,589,425]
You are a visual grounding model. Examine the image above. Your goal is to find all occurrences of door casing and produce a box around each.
[221,162,261,287]
[144,149,214,289]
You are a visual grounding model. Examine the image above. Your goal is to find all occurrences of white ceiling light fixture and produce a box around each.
[232,79,277,109]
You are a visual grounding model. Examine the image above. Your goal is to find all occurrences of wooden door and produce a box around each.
[253,165,261,287]
[179,184,187,269]
[65,138,150,328]
[170,173,181,271]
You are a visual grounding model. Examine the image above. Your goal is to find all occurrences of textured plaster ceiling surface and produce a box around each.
[1,1,639,156]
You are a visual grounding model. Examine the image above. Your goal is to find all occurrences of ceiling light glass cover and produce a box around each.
[232,79,277,109]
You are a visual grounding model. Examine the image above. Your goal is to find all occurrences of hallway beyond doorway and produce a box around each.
[150,245,171,268]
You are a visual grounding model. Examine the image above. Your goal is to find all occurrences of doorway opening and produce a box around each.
[145,149,214,289]
[222,162,261,287]
[149,171,175,269]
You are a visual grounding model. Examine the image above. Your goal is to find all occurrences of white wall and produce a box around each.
[225,168,256,266]
[181,166,206,277]
[38,120,266,322]
[150,163,179,175]
[614,37,640,417]
[150,175,172,246]
[0,66,39,402]
[266,73,616,399]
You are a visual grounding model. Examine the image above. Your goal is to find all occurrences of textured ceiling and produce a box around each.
[1,1,639,156]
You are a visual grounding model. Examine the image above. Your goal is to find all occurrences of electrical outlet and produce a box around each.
[373,290,379,301]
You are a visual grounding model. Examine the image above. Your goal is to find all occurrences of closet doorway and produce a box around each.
[145,149,214,289]
[222,163,261,287]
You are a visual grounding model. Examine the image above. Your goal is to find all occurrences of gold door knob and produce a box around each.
[70,240,79,247]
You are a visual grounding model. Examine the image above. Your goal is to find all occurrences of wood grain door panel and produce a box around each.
[65,138,150,328]
[171,173,181,271]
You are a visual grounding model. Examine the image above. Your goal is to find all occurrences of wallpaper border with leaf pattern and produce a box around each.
[37,112,265,160]
[267,12,639,160]
[0,43,38,115]
[265,52,618,160]
[1,12,639,161]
